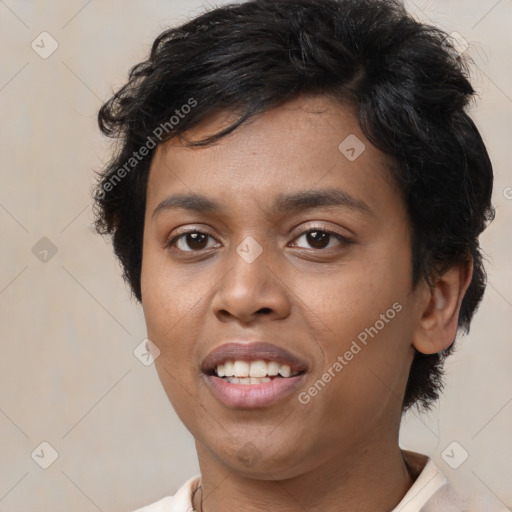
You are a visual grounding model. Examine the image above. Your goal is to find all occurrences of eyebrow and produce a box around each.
[152,188,374,219]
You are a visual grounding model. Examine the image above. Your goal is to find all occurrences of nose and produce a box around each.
[211,240,291,325]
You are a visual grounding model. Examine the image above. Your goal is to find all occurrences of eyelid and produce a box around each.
[290,222,351,238]
[166,225,219,248]
[167,223,352,252]
[289,224,353,247]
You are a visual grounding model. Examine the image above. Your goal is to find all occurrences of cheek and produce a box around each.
[296,249,411,350]
[140,246,218,391]
[293,243,413,412]
[141,261,205,426]
[140,253,196,387]
[141,244,202,338]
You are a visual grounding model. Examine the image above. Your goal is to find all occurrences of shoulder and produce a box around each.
[394,451,467,511]
[130,475,201,512]
[396,451,503,512]
[421,482,469,512]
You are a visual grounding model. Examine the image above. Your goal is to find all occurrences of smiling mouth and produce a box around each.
[208,359,304,385]
[201,341,308,407]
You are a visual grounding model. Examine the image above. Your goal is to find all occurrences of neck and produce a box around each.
[193,437,418,512]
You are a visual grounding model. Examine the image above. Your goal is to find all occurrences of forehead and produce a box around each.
[145,95,398,218]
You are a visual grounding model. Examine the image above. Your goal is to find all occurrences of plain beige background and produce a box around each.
[0,1,511,511]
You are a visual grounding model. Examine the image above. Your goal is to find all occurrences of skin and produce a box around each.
[140,95,472,512]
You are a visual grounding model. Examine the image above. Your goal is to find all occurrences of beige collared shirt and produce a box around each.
[131,452,469,512]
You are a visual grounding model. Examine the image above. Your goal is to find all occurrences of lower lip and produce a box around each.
[204,374,305,408]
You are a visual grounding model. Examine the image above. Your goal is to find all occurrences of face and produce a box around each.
[141,96,423,479]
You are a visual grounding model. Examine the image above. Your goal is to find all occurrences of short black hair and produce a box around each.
[94,0,494,411]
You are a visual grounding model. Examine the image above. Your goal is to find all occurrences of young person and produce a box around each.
[94,0,494,510]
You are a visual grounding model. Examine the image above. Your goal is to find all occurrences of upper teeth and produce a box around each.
[216,360,295,378]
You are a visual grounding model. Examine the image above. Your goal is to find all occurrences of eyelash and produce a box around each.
[167,226,352,253]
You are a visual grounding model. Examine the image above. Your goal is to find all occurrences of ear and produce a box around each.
[412,258,473,355]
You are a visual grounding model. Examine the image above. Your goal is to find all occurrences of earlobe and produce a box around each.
[412,258,474,355]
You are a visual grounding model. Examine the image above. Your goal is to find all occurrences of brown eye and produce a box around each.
[305,231,330,249]
[168,231,217,252]
[292,228,350,250]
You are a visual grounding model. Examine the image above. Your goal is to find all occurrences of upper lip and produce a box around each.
[201,341,308,374]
